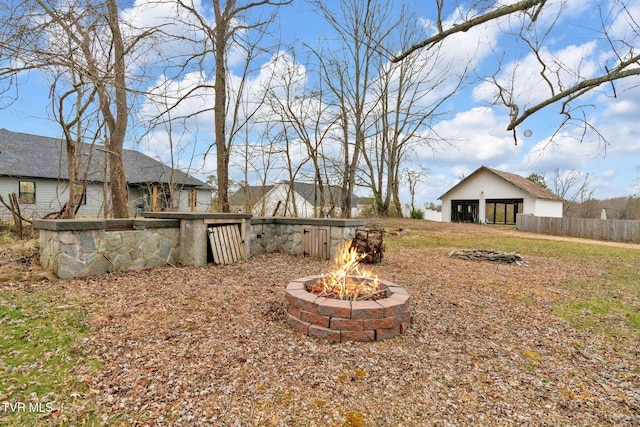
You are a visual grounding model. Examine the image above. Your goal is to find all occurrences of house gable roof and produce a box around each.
[229,184,274,206]
[0,129,212,189]
[290,181,355,206]
[439,165,563,201]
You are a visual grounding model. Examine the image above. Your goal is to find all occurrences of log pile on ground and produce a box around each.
[448,248,527,266]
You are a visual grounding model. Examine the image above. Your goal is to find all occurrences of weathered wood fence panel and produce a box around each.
[208,224,246,265]
[516,214,640,244]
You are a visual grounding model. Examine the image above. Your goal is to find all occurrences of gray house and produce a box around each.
[0,129,213,218]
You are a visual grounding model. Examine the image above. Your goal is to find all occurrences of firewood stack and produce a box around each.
[350,229,384,264]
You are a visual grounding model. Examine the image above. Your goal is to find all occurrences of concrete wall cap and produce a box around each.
[142,212,252,220]
[33,219,106,231]
[250,217,368,227]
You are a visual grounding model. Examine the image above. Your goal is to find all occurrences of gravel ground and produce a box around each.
[46,221,638,427]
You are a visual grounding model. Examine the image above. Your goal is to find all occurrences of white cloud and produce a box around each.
[520,131,604,171]
[423,107,519,164]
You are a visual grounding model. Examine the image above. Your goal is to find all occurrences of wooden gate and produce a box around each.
[207,224,246,265]
[302,227,330,260]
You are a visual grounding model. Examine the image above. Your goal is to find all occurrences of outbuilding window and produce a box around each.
[18,181,36,204]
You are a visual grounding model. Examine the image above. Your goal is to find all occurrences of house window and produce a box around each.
[18,181,36,204]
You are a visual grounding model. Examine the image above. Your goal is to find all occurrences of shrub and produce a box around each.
[410,208,424,219]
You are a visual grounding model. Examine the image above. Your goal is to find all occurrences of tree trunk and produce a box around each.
[214,1,231,213]
[104,0,129,218]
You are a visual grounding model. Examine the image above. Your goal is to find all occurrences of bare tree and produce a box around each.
[310,0,391,218]
[550,168,594,216]
[360,3,466,217]
[403,167,431,214]
[51,71,102,218]
[264,51,338,217]
[392,0,640,138]
[0,0,158,218]
[174,0,291,212]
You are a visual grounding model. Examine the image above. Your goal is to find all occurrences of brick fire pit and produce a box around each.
[285,275,411,342]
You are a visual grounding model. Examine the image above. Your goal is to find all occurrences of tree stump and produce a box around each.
[350,229,384,264]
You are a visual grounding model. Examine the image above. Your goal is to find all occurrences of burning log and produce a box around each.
[308,240,381,300]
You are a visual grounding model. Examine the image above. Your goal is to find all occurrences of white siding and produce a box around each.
[440,169,563,222]
[445,169,526,200]
[195,189,213,212]
[174,188,213,212]
[253,183,315,217]
[533,198,563,217]
[127,186,212,216]
[424,209,442,222]
[0,176,106,218]
[1,176,211,218]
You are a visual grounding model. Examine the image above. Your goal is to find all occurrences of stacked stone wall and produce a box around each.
[35,215,367,278]
[36,219,179,279]
[250,218,367,259]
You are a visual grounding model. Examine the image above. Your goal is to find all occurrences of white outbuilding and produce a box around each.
[439,166,563,224]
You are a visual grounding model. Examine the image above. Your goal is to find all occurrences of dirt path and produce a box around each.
[375,218,640,250]
[494,226,640,250]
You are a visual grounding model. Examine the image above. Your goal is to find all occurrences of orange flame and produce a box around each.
[313,240,380,300]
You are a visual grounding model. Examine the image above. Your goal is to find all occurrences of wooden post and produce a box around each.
[9,193,23,239]
[152,186,158,212]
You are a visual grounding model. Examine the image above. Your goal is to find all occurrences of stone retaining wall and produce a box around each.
[35,218,180,279]
[35,215,369,278]
[250,217,367,259]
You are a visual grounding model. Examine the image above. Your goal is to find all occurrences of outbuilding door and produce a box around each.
[485,198,524,225]
[451,200,479,223]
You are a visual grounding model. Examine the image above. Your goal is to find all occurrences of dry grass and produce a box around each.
[1,220,639,426]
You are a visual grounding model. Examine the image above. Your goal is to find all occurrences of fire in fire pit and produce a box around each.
[285,240,411,342]
[307,241,382,300]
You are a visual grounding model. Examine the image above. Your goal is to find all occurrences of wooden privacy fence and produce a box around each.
[516,214,640,244]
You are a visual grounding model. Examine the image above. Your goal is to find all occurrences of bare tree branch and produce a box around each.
[507,55,640,130]
[392,0,546,63]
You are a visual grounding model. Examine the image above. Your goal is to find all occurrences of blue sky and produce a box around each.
[1,0,639,207]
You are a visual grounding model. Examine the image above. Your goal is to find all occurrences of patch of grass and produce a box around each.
[386,224,635,259]
[554,299,640,338]
[384,220,640,341]
[0,287,102,425]
[553,253,639,340]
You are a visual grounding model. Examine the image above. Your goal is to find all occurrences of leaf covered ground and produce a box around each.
[1,220,639,426]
